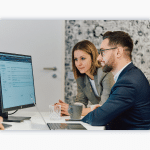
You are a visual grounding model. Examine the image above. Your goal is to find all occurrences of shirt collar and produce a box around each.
[114,62,131,82]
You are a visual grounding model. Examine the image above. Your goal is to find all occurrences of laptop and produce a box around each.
[31,99,87,130]
[47,123,86,130]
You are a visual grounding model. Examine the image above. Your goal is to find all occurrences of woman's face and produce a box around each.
[74,50,92,75]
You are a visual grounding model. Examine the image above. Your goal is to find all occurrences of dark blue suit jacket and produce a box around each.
[82,62,150,130]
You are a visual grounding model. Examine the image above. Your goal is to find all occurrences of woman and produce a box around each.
[57,40,114,116]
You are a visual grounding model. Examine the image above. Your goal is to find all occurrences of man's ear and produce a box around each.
[116,47,124,58]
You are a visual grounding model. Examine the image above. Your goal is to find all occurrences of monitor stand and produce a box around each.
[2,112,31,122]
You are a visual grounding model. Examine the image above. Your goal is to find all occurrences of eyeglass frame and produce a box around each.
[98,47,118,57]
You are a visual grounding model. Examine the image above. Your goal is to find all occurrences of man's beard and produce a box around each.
[102,64,113,73]
[101,53,115,73]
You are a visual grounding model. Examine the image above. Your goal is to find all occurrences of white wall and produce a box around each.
[0,20,65,112]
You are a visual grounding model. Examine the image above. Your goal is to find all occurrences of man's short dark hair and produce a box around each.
[103,31,133,59]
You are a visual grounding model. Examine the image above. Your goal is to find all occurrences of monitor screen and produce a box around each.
[0,52,36,113]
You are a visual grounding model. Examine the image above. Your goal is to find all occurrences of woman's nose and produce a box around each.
[78,60,82,66]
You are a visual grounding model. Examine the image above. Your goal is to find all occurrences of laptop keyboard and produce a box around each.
[47,123,68,130]
[47,123,87,130]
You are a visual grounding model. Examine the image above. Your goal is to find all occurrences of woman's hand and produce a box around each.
[92,104,101,110]
[0,117,4,130]
[55,100,70,116]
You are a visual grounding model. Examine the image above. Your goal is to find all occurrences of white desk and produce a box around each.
[4,111,105,130]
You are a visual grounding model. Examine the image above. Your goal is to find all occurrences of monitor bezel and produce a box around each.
[0,52,36,113]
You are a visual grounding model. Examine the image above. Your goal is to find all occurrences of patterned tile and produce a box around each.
[65,20,150,103]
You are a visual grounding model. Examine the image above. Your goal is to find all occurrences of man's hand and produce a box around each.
[56,100,69,116]
[0,116,4,130]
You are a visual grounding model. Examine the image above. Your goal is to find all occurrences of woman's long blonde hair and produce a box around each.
[72,40,101,79]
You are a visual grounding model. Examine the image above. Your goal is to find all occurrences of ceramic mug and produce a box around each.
[68,104,83,119]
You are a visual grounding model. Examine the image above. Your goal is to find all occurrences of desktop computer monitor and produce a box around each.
[0,52,36,122]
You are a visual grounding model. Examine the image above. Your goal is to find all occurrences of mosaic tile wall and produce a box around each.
[65,20,150,104]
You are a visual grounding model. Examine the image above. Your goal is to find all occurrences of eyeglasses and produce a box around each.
[98,47,118,57]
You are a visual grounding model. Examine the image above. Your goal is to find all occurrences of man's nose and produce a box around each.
[97,54,103,62]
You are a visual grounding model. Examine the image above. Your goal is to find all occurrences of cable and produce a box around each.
[8,110,18,115]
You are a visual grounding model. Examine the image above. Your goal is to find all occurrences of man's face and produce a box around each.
[97,38,116,73]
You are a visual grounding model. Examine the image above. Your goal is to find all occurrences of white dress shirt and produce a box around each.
[114,62,131,83]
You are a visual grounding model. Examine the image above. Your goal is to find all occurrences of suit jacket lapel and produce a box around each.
[83,75,92,93]
[95,68,105,97]
[94,73,100,96]
[83,74,100,104]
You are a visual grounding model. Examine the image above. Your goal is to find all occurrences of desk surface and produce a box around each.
[3,111,104,130]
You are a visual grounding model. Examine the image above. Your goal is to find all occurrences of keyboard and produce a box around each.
[47,123,87,130]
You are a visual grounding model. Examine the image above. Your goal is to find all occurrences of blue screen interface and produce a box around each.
[0,53,36,109]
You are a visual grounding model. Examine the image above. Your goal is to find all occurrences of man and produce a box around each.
[0,116,4,130]
[82,31,150,130]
